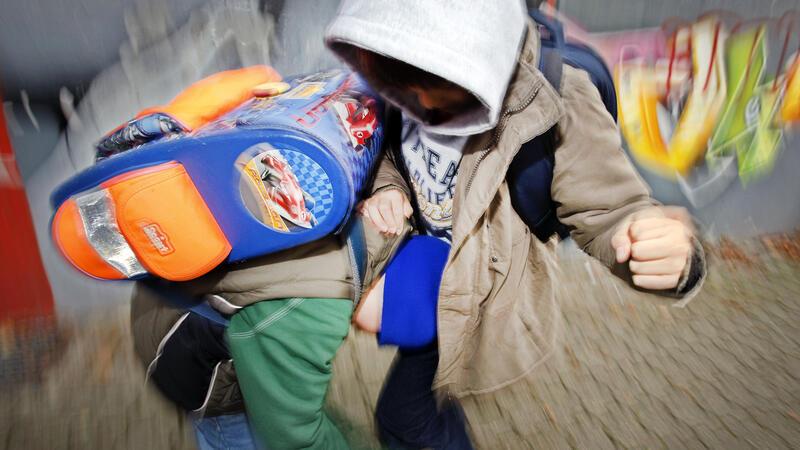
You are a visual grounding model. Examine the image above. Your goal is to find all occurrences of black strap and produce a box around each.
[142,279,230,327]
[535,44,571,240]
[386,108,424,230]
[342,216,368,307]
[539,46,564,94]
[505,28,570,242]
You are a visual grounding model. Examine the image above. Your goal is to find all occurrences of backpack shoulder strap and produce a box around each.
[530,8,565,94]
[539,45,564,94]
[342,216,367,308]
[507,13,570,242]
[141,279,230,327]
[385,107,424,230]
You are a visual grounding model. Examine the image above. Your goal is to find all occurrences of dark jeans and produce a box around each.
[375,343,474,450]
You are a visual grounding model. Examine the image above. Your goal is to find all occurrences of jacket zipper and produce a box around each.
[464,82,544,196]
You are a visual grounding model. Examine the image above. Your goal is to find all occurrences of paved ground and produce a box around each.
[1,233,799,449]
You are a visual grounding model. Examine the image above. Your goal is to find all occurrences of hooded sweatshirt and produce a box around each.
[326,0,528,240]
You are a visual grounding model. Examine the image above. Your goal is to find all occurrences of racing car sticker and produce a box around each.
[332,95,378,151]
[238,144,320,232]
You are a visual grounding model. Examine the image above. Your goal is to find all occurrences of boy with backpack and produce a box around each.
[324,1,707,448]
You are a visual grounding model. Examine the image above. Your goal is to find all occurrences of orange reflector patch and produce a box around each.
[52,198,126,280]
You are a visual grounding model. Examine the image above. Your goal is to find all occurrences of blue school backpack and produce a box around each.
[51,70,382,283]
[506,10,618,242]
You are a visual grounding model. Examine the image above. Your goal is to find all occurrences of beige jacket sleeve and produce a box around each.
[359,112,414,289]
[552,68,657,264]
[370,108,411,197]
[551,67,705,301]
[371,147,411,197]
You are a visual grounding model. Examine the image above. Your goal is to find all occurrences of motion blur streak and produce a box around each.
[0,1,798,448]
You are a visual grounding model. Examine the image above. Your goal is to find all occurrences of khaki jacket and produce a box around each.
[374,22,706,396]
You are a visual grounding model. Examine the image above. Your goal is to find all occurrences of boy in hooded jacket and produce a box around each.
[324,1,707,448]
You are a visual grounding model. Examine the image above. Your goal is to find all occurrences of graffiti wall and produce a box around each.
[550,5,800,236]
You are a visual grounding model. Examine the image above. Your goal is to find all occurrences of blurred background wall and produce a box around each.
[559,0,798,31]
[1,0,798,315]
[4,0,798,98]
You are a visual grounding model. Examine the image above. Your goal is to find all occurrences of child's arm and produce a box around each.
[355,236,447,350]
[552,68,705,300]
[359,138,413,235]
[372,146,411,198]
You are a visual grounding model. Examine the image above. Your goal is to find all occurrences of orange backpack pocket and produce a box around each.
[100,162,231,281]
[54,162,232,281]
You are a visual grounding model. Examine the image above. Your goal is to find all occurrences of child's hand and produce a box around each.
[611,207,694,290]
[358,188,413,235]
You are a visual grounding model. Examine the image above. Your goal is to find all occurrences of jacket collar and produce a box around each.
[490,20,565,155]
[449,20,565,251]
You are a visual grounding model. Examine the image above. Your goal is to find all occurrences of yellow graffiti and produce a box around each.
[781,58,800,123]
[616,13,798,183]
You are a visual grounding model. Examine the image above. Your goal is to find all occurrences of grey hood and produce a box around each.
[325,0,528,136]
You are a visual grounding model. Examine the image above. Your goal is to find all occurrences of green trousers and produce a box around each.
[227,297,352,450]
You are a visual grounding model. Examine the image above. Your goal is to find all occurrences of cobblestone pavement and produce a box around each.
[1,236,799,449]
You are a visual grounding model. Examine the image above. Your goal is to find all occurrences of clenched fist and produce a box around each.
[358,188,413,235]
[611,207,694,290]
